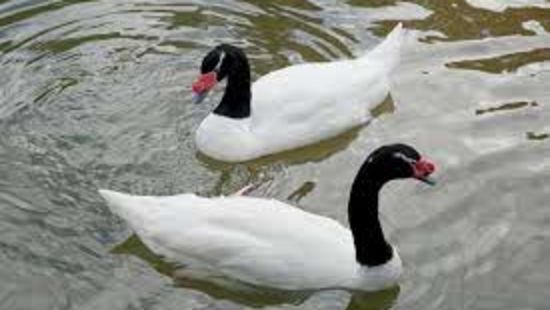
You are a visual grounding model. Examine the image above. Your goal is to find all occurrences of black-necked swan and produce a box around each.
[99,144,436,291]
[191,23,406,162]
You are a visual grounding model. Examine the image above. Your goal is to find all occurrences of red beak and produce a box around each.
[192,72,218,94]
[413,158,436,185]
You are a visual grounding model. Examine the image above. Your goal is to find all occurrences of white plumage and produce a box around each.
[99,190,402,291]
[194,24,405,162]
[99,144,438,292]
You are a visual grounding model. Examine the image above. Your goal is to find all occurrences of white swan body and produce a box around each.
[99,190,402,291]
[194,24,405,162]
[99,144,437,292]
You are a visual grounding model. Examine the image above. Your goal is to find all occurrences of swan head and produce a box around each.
[364,144,436,185]
[192,44,247,104]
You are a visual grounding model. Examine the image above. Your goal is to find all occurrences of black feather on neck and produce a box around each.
[348,162,394,267]
[213,45,251,119]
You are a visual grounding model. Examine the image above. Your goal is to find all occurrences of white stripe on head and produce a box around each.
[214,50,225,72]
[393,152,416,165]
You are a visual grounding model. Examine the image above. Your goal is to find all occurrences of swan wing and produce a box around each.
[99,190,356,289]
[248,24,405,148]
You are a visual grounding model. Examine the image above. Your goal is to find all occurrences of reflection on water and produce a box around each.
[1,0,549,309]
[526,131,549,141]
[447,48,550,73]
[474,100,538,115]
[350,0,550,41]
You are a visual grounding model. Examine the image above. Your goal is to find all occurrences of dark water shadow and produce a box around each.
[526,131,549,141]
[347,287,400,310]
[113,235,400,309]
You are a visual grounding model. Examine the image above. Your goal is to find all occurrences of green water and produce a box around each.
[1,0,549,309]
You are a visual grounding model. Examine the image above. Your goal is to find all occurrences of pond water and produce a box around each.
[1,0,549,309]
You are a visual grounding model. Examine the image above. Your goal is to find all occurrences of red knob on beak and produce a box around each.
[413,158,436,185]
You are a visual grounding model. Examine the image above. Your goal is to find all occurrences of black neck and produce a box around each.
[348,166,393,267]
[213,52,251,119]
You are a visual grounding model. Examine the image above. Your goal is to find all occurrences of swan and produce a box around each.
[191,23,406,162]
[99,143,436,291]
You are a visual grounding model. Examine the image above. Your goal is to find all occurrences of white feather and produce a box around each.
[195,23,406,162]
[99,189,402,291]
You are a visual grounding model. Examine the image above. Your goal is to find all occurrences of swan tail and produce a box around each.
[99,189,147,229]
[360,23,405,72]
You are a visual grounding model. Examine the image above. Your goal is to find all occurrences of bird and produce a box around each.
[191,23,406,162]
[99,143,436,291]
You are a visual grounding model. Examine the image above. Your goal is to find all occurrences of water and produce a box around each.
[1,0,549,309]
